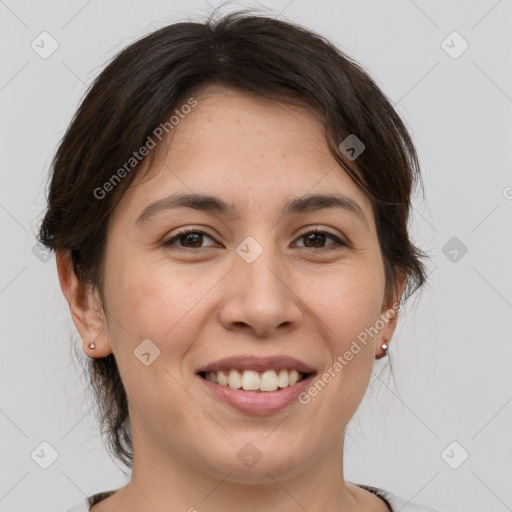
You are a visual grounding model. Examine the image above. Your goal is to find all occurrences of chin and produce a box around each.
[203,439,309,482]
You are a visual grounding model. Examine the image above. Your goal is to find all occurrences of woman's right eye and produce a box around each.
[162,230,217,249]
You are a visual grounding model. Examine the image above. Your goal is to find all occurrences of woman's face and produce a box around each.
[76,87,401,481]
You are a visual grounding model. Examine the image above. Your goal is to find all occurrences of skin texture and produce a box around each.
[57,87,403,512]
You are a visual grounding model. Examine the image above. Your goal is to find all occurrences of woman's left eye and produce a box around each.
[162,228,346,250]
[294,229,345,249]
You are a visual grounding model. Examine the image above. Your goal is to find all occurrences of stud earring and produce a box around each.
[375,337,389,360]
[88,341,96,349]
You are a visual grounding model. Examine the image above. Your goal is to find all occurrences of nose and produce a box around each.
[218,244,303,338]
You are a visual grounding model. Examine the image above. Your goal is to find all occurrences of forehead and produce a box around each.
[117,88,373,226]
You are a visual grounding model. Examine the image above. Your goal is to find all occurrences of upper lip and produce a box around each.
[196,355,317,374]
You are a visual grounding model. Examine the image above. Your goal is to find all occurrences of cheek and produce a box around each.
[302,267,384,416]
[100,257,210,428]
[299,264,384,352]
[102,251,221,359]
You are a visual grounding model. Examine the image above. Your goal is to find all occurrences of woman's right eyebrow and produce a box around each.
[135,191,368,229]
[135,192,239,225]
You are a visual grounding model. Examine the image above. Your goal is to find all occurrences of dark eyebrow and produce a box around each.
[135,192,368,228]
[135,193,239,225]
[283,193,368,228]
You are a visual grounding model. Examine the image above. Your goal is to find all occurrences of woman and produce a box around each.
[38,10,439,512]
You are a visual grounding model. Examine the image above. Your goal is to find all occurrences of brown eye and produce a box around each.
[163,230,216,249]
[295,229,345,249]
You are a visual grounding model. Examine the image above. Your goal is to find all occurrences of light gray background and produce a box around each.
[1,1,511,511]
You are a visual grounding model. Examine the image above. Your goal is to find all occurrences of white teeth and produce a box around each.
[217,370,228,386]
[241,370,260,391]
[260,370,278,391]
[277,369,288,388]
[228,369,242,389]
[288,369,300,386]
[204,369,305,391]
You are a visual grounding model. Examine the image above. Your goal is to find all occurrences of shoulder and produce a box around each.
[355,483,442,512]
[65,497,90,512]
[65,489,117,512]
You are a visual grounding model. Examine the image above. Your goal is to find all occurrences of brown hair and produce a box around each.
[38,9,429,470]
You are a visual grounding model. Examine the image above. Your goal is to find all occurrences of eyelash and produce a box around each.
[162,227,348,252]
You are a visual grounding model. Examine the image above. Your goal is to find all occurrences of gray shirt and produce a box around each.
[65,484,441,511]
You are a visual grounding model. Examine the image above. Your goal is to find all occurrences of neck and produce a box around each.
[109,429,369,512]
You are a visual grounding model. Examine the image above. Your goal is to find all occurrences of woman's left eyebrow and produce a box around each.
[135,192,368,229]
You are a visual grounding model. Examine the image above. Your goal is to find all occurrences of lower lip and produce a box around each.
[197,373,316,414]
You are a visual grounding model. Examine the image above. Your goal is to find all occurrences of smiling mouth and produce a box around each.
[198,368,313,392]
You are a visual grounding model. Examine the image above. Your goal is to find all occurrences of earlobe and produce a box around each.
[375,337,389,360]
[375,268,406,359]
[55,250,112,358]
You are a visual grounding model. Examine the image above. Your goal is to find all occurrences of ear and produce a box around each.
[375,268,406,358]
[56,250,112,358]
